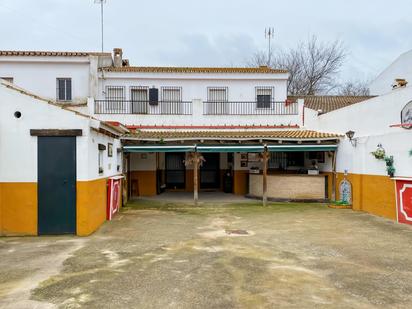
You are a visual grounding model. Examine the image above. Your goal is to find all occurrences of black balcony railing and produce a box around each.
[203,101,298,115]
[94,100,192,115]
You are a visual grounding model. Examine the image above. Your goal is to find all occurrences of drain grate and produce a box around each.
[225,229,249,235]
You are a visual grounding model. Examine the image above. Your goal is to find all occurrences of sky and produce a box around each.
[1,0,412,83]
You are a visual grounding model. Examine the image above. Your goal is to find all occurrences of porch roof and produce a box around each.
[122,130,342,142]
[123,144,338,153]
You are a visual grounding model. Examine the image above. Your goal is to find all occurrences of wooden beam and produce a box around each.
[193,152,199,206]
[30,129,82,137]
[331,150,337,202]
[262,149,269,206]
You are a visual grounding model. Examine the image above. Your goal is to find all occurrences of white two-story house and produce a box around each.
[0,48,342,203]
[84,49,340,199]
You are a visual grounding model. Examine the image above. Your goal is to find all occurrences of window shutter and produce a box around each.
[66,79,72,101]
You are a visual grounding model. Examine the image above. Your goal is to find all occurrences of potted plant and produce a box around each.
[371,145,385,160]
[383,156,395,177]
[387,165,395,178]
[371,145,396,178]
[384,155,394,166]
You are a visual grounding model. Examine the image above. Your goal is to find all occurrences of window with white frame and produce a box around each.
[256,86,274,108]
[207,87,228,102]
[105,86,126,113]
[207,87,228,114]
[56,78,72,101]
[130,86,149,114]
[161,86,182,102]
[161,86,182,114]
[105,86,125,100]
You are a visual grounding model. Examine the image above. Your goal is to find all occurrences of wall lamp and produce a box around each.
[345,130,357,147]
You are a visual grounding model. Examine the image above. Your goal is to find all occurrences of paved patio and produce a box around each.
[134,191,253,203]
[1,200,412,308]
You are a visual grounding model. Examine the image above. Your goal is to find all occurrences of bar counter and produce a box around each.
[249,172,328,200]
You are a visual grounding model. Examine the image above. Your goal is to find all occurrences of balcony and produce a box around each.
[93,100,298,116]
[94,100,193,115]
[203,101,298,115]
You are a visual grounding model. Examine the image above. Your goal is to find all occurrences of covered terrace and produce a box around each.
[122,129,342,205]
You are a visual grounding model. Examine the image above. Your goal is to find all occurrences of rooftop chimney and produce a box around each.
[113,48,123,68]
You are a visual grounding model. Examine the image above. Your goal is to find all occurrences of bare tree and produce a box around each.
[247,36,346,95]
[338,80,370,96]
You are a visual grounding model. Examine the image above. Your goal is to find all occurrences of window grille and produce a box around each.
[256,86,274,108]
[207,87,228,102]
[161,86,182,102]
[130,86,149,114]
[207,87,228,114]
[161,86,182,114]
[105,86,126,113]
[105,86,125,100]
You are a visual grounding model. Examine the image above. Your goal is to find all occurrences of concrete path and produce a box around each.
[1,200,412,308]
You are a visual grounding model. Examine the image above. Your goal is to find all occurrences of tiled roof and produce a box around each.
[127,130,342,141]
[102,66,288,74]
[289,95,375,113]
[0,50,111,57]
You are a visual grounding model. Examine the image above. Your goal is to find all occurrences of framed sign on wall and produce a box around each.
[401,101,412,129]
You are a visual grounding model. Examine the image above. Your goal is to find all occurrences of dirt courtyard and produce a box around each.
[1,199,412,308]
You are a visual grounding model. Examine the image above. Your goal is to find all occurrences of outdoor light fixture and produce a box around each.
[345,130,357,147]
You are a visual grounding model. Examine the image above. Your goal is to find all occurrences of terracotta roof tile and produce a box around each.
[289,95,375,113]
[127,130,341,141]
[0,50,111,57]
[102,66,288,74]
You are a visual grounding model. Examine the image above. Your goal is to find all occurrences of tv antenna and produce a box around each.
[265,27,274,66]
[94,0,107,52]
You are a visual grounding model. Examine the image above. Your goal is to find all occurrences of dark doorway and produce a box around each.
[38,136,76,235]
[200,153,220,189]
[165,153,186,189]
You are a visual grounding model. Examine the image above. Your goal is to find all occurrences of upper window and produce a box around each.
[256,86,274,108]
[130,86,149,114]
[1,77,13,83]
[130,86,148,101]
[161,87,182,102]
[207,87,228,102]
[105,86,125,100]
[56,78,72,101]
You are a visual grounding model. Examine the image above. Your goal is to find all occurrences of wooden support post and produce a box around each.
[331,150,337,202]
[193,153,199,206]
[262,149,269,207]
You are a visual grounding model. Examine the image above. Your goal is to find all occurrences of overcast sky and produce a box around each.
[1,0,412,82]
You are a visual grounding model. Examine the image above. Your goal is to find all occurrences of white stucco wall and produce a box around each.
[88,129,122,179]
[306,86,412,177]
[333,132,412,177]
[369,50,412,95]
[98,72,288,102]
[0,56,91,104]
[0,83,121,182]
